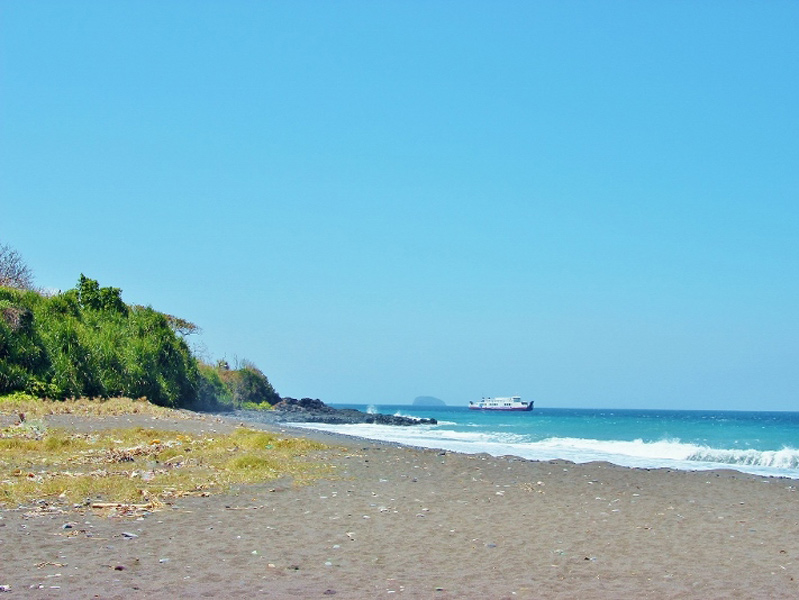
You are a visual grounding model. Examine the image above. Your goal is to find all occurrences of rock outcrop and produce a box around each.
[235,397,437,426]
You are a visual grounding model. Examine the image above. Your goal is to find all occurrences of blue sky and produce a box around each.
[2,2,797,410]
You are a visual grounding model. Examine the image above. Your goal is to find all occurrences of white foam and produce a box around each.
[290,422,799,478]
[687,446,799,469]
[392,410,426,420]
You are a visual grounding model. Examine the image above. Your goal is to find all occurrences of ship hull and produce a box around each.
[468,404,533,411]
[468,396,534,411]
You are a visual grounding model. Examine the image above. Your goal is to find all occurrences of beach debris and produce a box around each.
[0,585,10,593]
[120,531,139,539]
[519,482,545,494]
[91,502,153,510]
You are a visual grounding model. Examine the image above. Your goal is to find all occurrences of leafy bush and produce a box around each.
[194,362,234,411]
[1,277,197,406]
[1,275,280,410]
[217,361,280,408]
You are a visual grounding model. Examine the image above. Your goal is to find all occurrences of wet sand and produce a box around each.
[1,411,798,599]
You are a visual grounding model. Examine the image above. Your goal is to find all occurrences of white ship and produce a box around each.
[468,396,533,411]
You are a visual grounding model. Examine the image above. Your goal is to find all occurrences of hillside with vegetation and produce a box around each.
[0,244,278,410]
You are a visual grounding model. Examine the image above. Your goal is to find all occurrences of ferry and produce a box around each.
[468,396,533,411]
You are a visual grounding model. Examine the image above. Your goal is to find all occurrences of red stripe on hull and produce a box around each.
[468,406,533,411]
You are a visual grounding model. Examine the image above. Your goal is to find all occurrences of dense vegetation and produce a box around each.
[0,274,278,410]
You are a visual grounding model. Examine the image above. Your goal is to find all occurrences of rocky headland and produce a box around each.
[233,397,437,426]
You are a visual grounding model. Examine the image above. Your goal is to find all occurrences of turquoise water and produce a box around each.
[296,405,799,478]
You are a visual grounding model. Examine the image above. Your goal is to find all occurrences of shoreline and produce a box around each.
[2,410,798,598]
[264,416,799,481]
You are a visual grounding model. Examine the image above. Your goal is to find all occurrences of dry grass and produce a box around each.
[0,393,186,419]
[0,417,329,510]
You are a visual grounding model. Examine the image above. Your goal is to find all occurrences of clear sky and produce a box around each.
[2,2,797,410]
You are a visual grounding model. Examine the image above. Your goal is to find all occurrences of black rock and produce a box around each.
[236,397,436,426]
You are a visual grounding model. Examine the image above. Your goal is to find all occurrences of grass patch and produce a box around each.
[240,401,273,411]
[0,393,184,419]
[0,420,328,510]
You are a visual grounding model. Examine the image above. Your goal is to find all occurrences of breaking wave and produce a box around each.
[531,437,799,471]
[289,422,799,478]
[686,447,799,470]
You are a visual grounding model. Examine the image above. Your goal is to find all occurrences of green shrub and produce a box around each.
[0,276,279,411]
[194,362,234,411]
[218,361,279,408]
[1,277,198,406]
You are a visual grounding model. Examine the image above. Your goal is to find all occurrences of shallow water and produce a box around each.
[293,405,799,478]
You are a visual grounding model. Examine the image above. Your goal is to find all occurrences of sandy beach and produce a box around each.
[2,411,798,599]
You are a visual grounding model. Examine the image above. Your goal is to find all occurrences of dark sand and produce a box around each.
[1,411,798,599]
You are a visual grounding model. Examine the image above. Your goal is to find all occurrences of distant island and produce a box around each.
[413,396,446,407]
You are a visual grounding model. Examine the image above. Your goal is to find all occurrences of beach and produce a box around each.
[2,411,798,599]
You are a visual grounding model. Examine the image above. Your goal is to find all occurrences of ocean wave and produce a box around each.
[287,423,799,478]
[686,447,799,469]
[533,437,691,460]
[392,410,429,421]
[535,437,799,469]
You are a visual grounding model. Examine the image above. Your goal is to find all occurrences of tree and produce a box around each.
[0,243,34,290]
[163,313,200,337]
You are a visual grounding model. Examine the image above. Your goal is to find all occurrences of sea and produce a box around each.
[290,404,799,479]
